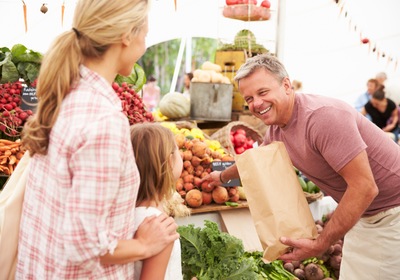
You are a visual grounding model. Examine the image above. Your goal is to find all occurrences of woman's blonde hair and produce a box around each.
[22,0,149,155]
[130,123,177,206]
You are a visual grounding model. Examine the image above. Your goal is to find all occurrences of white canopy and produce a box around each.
[1,0,400,104]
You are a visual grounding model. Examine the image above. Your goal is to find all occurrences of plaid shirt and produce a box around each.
[17,65,140,279]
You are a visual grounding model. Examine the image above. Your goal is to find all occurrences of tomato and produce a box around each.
[226,0,239,5]
[260,0,271,8]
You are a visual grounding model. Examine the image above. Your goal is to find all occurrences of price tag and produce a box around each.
[211,161,241,187]
[21,86,38,112]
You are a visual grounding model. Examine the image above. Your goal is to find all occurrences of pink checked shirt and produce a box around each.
[17,65,140,279]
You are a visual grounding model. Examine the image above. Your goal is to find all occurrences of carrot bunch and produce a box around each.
[0,139,25,175]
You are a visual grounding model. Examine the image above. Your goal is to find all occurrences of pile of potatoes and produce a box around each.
[173,132,240,208]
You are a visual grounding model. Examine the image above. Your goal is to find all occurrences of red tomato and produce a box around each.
[261,0,271,8]
[226,0,239,5]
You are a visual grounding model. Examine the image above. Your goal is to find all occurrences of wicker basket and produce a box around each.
[304,191,324,204]
[210,121,264,155]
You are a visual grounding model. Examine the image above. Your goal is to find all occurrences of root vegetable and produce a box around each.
[176,181,184,192]
[183,174,194,183]
[183,160,191,169]
[183,150,193,161]
[201,181,214,193]
[221,155,235,161]
[212,186,229,204]
[332,244,342,256]
[175,134,186,148]
[183,183,194,192]
[193,177,202,187]
[191,156,202,167]
[293,268,305,280]
[192,141,207,157]
[291,260,300,269]
[328,254,342,270]
[283,262,294,273]
[201,191,212,205]
[185,189,203,208]
[228,187,238,196]
[229,193,240,202]
[304,263,324,280]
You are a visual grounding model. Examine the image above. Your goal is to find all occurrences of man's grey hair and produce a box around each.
[234,54,289,84]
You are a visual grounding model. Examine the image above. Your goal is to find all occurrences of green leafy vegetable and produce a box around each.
[178,220,259,280]
[0,44,42,85]
[114,63,147,92]
[0,53,19,83]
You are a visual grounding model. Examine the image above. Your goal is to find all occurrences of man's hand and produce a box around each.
[278,236,327,262]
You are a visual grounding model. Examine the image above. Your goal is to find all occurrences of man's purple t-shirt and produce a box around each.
[263,93,400,216]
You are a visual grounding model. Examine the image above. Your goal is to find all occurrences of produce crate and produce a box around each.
[210,121,263,155]
[215,51,247,72]
[190,82,233,122]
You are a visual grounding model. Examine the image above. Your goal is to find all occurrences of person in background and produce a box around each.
[354,78,379,112]
[376,71,400,106]
[202,54,400,279]
[182,72,193,100]
[361,85,400,142]
[291,79,303,93]
[142,75,161,112]
[18,0,179,278]
[130,123,187,280]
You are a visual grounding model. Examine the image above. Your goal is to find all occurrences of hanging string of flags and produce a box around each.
[20,1,67,32]
[333,0,398,71]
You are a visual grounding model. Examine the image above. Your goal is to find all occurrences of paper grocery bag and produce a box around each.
[235,141,317,262]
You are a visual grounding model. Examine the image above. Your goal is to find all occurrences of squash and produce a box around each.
[201,61,222,73]
[159,92,190,119]
[193,69,211,83]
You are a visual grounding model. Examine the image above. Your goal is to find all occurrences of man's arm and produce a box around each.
[279,150,378,261]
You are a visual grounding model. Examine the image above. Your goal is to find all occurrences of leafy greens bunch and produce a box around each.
[178,220,259,280]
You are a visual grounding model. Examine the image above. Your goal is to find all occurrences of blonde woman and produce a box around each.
[17,0,179,278]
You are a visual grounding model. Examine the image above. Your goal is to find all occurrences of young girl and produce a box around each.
[130,123,185,280]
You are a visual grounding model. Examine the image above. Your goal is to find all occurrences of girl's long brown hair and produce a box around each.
[22,0,149,156]
[130,123,177,206]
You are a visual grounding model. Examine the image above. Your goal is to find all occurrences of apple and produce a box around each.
[235,146,246,154]
[260,0,271,8]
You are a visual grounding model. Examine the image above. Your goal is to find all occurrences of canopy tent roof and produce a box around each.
[1,0,399,104]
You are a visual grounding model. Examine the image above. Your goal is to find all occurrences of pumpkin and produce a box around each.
[159,92,190,119]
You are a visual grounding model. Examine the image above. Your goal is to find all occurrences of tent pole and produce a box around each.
[185,36,192,73]
[170,37,186,93]
[275,0,286,61]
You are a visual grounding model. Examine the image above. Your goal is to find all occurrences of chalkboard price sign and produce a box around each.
[211,161,241,187]
[21,86,38,112]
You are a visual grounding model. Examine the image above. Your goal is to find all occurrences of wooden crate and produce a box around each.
[215,51,247,72]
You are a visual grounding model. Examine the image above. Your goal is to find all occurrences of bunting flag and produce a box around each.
[333,0,399,71]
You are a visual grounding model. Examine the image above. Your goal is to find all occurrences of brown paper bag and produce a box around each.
[235,141,317,262]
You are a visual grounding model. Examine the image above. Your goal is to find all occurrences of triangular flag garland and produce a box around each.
[333,0,399,71]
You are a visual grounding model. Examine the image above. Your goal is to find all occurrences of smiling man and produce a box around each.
[202,54,400,279]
